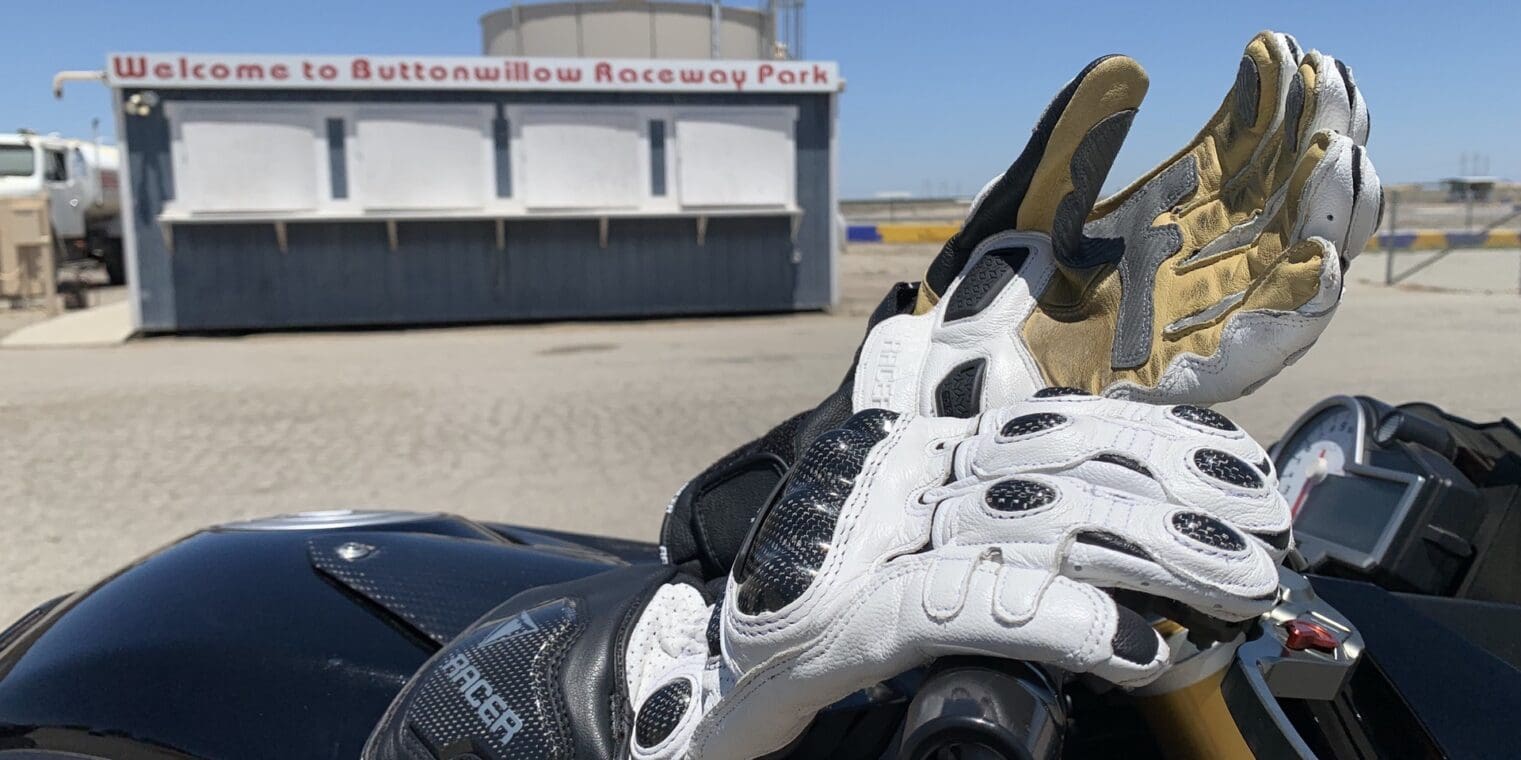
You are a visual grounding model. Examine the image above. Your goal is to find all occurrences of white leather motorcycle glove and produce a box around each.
[661,30,1378,580]
[627,398,1285,760]
[364,398,1286,760]
[859,30,1380,414]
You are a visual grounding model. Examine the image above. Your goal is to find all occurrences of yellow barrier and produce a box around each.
[876,223,960,244]
[1486,230,1521,248]
[864,223,1518,252]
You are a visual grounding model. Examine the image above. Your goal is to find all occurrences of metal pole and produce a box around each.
[797,0,805,58]
[711,0,722,59]
[766,0,778,57]
[91,117,103,210]
[1384,190,1397,285]
[511,2,523,56]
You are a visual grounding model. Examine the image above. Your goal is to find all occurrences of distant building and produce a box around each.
[87,2,841,333]
[1442,176,1500,202]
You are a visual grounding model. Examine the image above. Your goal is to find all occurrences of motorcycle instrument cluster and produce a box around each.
[1273,395,1521,603]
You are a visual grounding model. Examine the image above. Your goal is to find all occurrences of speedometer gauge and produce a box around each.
[1271,398,1368,517]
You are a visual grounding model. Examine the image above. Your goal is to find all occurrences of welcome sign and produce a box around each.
[106,53,842,93]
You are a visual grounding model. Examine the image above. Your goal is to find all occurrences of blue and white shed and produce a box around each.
[103,52,841,332]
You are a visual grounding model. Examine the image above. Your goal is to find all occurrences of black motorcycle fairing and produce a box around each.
[1302,575,1521,759]
[307,530,620,647]
[0,516,633,760]
[364,564,703,760]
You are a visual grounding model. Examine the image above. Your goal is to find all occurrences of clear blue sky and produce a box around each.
[4,0,1514,197]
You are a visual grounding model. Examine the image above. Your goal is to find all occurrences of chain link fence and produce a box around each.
[1375,187,1521,294]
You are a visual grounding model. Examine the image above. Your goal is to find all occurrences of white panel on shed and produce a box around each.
[675,109,796,208]
[172,105,318,213]
[516,109,643,210]
[354,106,493,211]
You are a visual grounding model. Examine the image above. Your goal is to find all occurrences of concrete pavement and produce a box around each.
[0,245,1517,623]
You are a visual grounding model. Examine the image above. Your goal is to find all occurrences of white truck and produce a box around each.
[0,130,124,283]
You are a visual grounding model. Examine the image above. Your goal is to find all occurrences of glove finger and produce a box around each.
[930,474,1279,620]
[1279,32,1303,62]
[1110,238,1336,405]
[915,554,1168,687]
[918,55,1147,312]
[1285,131,1379,266]
[697,552,1166,757]
[963,401,1289,546]
[1091,31,1295,223]
[1291,136,1382,265]
[1302,51,1370,146]
[1015,56,1147,271]
[1099,131,1364,403]
[1343,144,1382,261]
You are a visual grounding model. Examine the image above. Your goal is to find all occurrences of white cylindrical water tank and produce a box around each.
[481,1,777,59]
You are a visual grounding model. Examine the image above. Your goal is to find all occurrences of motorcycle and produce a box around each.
[1,395,1517,759]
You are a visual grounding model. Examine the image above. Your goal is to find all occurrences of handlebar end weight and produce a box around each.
[897,658,1067,760]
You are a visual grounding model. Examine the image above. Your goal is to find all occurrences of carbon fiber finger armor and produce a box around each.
[733,409,898,615]
[1170,404,1239,431]
[634,679,693,749]
[1193,449,1264,488]
[985,478,1059,513]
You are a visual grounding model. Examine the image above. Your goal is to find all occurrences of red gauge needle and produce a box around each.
[1290,449,1327,517]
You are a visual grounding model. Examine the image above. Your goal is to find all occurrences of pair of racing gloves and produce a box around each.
[368,31,1382,760]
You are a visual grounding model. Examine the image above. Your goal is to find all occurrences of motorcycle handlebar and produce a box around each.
[897,658,1067,760]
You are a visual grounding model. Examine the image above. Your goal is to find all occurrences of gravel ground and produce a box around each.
[1,245,1518,623]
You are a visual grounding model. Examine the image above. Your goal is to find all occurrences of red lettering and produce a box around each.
[711,70,728,85]
[556,67,581,82]
[234,63,266,80]
[732,69,747,90]
[271,63,289,80]
[474,65,501,82]
[378,64,397,81]
[812,64,829,84]
[317,64,337,80]
[429,65,447,81]
[210,63,230,80]
[452,65,469,81]
[618,67,636,83]
[658,69,673,84]
[303,61,316,80]
[112,56,147,79]
[594,62,613,83]
[351,59,371,80]
[758,63,775,84]
[154,62,173,79]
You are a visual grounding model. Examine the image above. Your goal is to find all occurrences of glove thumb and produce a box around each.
[918,55,1148,313]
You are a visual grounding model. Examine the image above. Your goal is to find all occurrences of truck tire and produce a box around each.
[102,239,125,285]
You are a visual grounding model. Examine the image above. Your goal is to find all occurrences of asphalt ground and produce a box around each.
[1,244,1517,623]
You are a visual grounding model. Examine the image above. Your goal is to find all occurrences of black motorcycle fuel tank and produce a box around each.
[0,511,639,760]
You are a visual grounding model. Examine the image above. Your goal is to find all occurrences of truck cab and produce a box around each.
[0,131,124,282]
